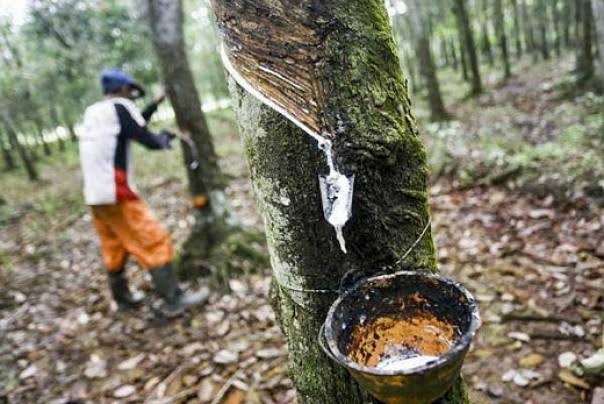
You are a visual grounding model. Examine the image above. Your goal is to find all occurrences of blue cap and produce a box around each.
[100,68,145,97]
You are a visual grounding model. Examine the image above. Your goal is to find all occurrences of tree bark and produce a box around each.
[450,37,460,70]
[408,0,450,121]
[480,0,495,66]
[211,0,470,402]
[33,118,51,157]
[0,131,16,171]
[510,0,523,58]
[520,0,537,59]
[576,0,595,82]
[453,0,483,95]
[593,0,604,83]
[459,32,470,81]
[147,0,233,272]
[1,116,38,181]
[536,0,551,60]
[441,38,451,67]
[494,0,512,78]
[563,0,574,47]
[551,0,563,56]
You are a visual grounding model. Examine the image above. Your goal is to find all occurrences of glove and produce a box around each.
[158,130,176,149]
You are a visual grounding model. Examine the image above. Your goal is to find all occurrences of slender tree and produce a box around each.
[593,0,604,83]
[453,0,483,94]
[551,0,563,56]
[459,31,470,80]
[563,0,575,47]
[211,0,471,402]
[536,0,551,60]
[576,0,595,82]
[480,0,495,66]
[146,0,233,271]
[510,0,523,58]
[0,131,16,171]
[450,36,460,69]
[494,0,512,78]
[1,116,38,181]
[407,0,450,121]
[520,0,537,59]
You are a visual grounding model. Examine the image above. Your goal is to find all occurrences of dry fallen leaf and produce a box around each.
[507,332,531,342]
[114,384,136,398]
[84,354,107,379]
[558,370,590,389]
[213,350,239,364]
[118,353,145,371]
[558,352,577,368]
[519,353,544,368]
[19,364,37,380]
[198,378,218,402]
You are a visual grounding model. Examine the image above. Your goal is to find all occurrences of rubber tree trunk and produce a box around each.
[494,0,511,79]
[0,131,16,171]
[593,0,604,83]
[450,37,460,70]
[576,0,595,82]
[49,106,66,152]
[459,32,470,81]
[563,0,574,47]
[147,0,232,271]
[453,0,483,95]
[480,0,495,66]
[510,0,523,58]
[536,0,551,60]
[211,0,471,402]
[551,0,563,56]
[521,0,537,59]
[441,38,451,67]
[2,117,38,181]
[408,0,450,121]
[34,118,51,156]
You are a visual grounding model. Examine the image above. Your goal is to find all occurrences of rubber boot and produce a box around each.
[150,264,209,317]
[107,269,143,310]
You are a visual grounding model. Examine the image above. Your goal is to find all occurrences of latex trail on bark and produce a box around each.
[214,1,354,253]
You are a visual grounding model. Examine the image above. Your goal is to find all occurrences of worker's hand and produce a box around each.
[158,130,176,149]
[154,92,167,105]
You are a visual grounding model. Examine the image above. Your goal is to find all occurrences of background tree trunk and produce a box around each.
[563,0,574,47]
[147,0,234,274]
[408,0,450,121]
[511,0,523,58]
[576,0,595,82]
[536,0,551,60]
[593,0,604,83]
[0,131,16,171]
[1,117,38,181]
[521,0,538,60]
[551,0,563,56]
[459,32,470,81]
[33,118,51,157]
[453,0,483,95]
[212,0,470,402]
[480,0,495,66]
[494,0,511,78]
[450,36,460,70]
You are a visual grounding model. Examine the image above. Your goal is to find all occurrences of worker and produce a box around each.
[79,68,208,316]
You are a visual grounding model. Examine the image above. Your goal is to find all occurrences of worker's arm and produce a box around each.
[141,102,158,122]
[115,104,173,150]
[141,94,166,122]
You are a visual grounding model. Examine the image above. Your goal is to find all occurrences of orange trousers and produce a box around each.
[91,200,173,272]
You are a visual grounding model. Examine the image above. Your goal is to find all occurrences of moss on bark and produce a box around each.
[217,0,472,402]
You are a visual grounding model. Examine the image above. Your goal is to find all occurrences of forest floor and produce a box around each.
[1,55,603,403]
